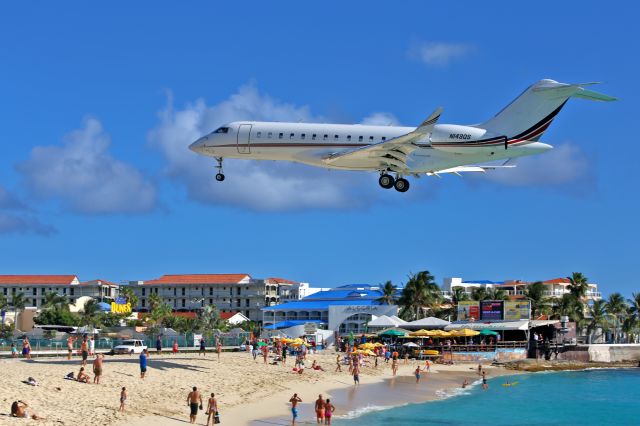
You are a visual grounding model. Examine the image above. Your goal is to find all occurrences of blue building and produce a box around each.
[262,284,399,334]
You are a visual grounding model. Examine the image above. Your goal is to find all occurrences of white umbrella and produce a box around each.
[402,342,419,347]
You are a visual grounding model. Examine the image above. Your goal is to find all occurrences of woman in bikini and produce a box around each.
[324,398,335,425]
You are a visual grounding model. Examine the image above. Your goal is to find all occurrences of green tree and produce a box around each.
[605,293,627,343]
[119,286,139,310]
[0,293,8,312]
[376,281,398,305]
[81,299,101,327]
[586,300,609,344]
[524,282,551,319]
[195,305,220,338]
[35,308,81,326]
[148,293,162,312]
[470,287,489,301]
[567,272,589,300]
[551,293,584,323]
[10,292,26,328]
[398,271,441,320]
[486,287,508,301]
[43,292,69,311]
[628,293,640,322]
[451,287,470,304]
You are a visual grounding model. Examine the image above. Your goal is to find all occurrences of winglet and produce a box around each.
[416,107,443,134]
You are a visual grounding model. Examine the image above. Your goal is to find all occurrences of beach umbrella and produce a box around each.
[451,329,480,337]
[378,329,406,337]
[479,329,498,336]
[403,342,419,347]
[257,341,267,347]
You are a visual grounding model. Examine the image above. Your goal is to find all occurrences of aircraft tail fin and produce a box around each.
[477,80,616,141]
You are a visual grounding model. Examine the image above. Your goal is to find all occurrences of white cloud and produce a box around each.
[412,41,472,67]
[148,83,387,211]
[361,112,400,126]
[478,143,594,190]
[17,118,156,214]
[0,184,55,235]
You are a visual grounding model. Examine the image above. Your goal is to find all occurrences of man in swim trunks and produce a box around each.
[93,354,104,384]
[352,364,360,385]
[315,394,325,424]
[80,336,89,366]
[199,338,206,356]
[67,336,76,360]
[187,386,203,424]
[482,370,488,390]
[415,365,423,383]
[289,393,302,426]
[139,349,148,379]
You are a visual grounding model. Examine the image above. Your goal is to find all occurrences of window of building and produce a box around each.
[209,298,213,304]
[3,289,6,295]
[181,288,185,296]
[237,287,241,295]
[278,133,283,139]
[70,288,74,296]
[256,131,262,138]
[245,310,250,317]
[141,299,146,307]
[173,300,176,307]
[236,299,241,307]
[301,133,306,140]
[173,288,177,296]
[312,134,317,140]
[246,299,250,307]
[182,299,186,308]
[209,288,213,295]
[358,136,363,142]
[347,135,352,141]
[32,288,36,295]
[267,132,273,138]
[334,134,339,141]
[323,134,328,140]
[142,288,146,296]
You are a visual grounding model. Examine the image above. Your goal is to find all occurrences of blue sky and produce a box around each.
[0,1,637,297]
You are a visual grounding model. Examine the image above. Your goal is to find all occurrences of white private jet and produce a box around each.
[189,79,615,192]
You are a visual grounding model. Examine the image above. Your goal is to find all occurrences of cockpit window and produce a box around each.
[214,127,230,134]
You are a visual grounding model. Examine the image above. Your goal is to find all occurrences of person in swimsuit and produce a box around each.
[67,336,76,360]
[199,338,206,356]
[216,339,222,361]
[11,400,42,420]
[80,337,89,366]
[139,349,148,379]
[11,343,18,358]
[282,345,287,366]
[324,399,335,425]
[187,386,203,424]
[93,354,104,384]
[391,357,399,376]
[206,393,218,426]
[89,336,95,356]
[482,370,488,390]
[119,387,127,412]
[352,364,360,385]
[172,340,179,355]
[22,337,31,359]
[156,335,162,354]
[77,367,91,383]
[315,394,325,424]
[289,393,302,426]
[462,378,469,388]
[335,354,342,372]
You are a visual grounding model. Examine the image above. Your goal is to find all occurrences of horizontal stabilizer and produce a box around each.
[533,82,617,102]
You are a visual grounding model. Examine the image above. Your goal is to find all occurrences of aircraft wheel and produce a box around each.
[378,174,395,189]
[394,178,410,192]
[215,173,225,182]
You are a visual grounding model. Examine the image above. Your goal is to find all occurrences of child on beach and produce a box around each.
[119,387,127,412]
[172,340,179,355]
[11,343,18,358]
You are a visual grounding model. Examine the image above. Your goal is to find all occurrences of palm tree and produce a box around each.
[586,300,609,344]
[376,281,398,305]
[486,287,508,301]
[470,287,489,301]
[552,293,584,323]
[398,271,441,320]
[119,286,138,310]
[567,272,589,300]
[605,293,627,343]
[11,292,26,328]
[629,293,640,320]
[81,299,101,327]
[525,282,550,319]
[43,292,69,311]
[451,287,469,304]
[148,293,162,312]
[0,293,8,312]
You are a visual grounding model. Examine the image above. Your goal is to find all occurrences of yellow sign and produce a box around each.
[504,301,530,320]
[111,301,132,314]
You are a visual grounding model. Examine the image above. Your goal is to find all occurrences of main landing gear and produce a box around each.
[214,157,225,182]
[378,173,410,192]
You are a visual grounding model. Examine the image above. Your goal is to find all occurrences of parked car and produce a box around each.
[112,339,147,355]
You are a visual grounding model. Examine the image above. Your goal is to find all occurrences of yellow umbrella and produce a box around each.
[409,329,432,337]
[451,329,480,337]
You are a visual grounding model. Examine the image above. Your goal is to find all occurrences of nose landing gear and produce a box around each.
[214,157,225,182]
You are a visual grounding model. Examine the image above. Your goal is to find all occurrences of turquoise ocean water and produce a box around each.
[334,369,640,426]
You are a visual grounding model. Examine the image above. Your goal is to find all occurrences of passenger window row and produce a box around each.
[254,131,386,142]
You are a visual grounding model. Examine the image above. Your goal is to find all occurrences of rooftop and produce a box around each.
[0,275,79,285]
[144,274,252,285]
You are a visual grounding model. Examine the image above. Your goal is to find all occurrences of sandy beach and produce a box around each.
[0,351,511,425]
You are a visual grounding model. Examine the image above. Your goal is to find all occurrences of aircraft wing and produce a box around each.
[322,107,443,172]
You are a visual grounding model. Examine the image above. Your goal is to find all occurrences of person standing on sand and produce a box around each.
[262,344,269,364]
[315,394,325,424]
[139,349,148,379]
[352,363,360,385]
[206,393,218,426]
[391,357,399,376]
[93,354,104,384]
[11,342,18,358]
[289,393,302,426]
[282,345,287,366]
[156,335,162,354]
[200,337,206,356]
[335,354,342,372]
[187,386,203,424]
[172,340,179,355]
[119,387,127,412]
[67,336,76,360]
[80,336,89,366]
[22,337,31,359]
[89,336,95,356]
[216,339,222,361]
[324,399,335,425]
